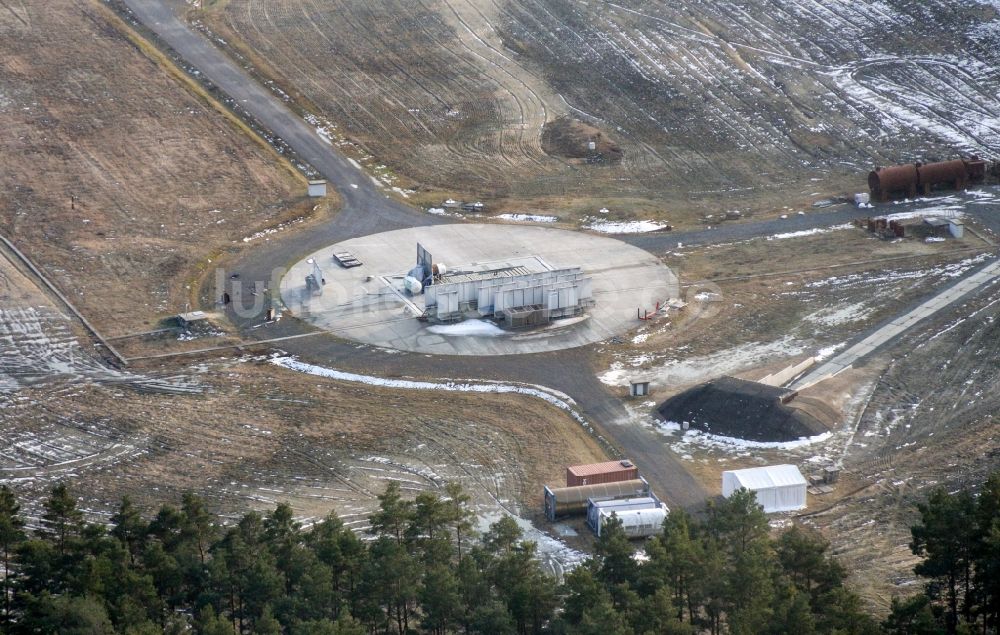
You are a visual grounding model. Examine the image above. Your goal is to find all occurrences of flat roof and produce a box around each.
[724,464,807,489]
[438,265,533,284]
[568,460,635,477]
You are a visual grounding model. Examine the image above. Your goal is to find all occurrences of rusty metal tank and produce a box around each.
[869,164,918,201]
[964,157,988,183]
[917,159,968,194]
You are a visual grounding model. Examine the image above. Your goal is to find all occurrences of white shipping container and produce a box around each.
[586,497,662,531]
[597,507,668,538]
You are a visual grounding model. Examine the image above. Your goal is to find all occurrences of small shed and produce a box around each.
[722,464,807,513]
[949,220,964,239]
[596,507,668,539]
[567,459,638,487]
[924,217,950,236]
[629,378,651,397]
[308,179,327,197]
[176,311,208,327]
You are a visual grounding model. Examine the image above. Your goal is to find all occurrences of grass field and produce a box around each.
[0,0,308,338]
[198,0,999,222]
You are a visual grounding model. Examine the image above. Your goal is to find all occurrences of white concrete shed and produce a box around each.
[722,464,807,513]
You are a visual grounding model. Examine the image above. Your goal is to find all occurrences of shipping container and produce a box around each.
[543,478,649,521]
[586,496,663,532]
[566,459,638,487]
[596,507,668,539]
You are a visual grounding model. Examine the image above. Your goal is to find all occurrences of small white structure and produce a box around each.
[854,192,870,206]
[587,496,663,532]
[949,220,964,239]
[308,180,327,197]
[722,464,807,513]
[596,507,668,539]
[629,378,651,397]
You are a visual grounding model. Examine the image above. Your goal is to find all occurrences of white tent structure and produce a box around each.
[722,464,807,513]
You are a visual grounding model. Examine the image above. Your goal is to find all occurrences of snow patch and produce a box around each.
[270,357,595,433]
[767,223,853,240]
[426,320,506,337]
[497,213,558,223]
[662,425,833,451]
[587,219,668,234]
[805,302,873,327]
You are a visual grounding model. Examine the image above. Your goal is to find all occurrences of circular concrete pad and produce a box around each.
[280,224,677,355]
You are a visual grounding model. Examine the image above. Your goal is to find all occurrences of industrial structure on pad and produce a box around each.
[406,243,594,328]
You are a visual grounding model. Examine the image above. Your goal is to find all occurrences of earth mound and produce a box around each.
[541,117,623,164]
[656,376,828,443]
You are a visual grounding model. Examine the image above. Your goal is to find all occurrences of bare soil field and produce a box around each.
[200,0,999,222]
[2,354,605,525]
[611,221,992,366]
[0,0,308,338]
[3,359,607,570]
[802,280,1000,611]
[0,255,607,542]
[596,220,999,610]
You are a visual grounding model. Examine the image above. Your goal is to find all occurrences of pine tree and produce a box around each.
[181,492,216,568]
[883,595,945,635]
[706,489,776,635]
[776,526,841,599]
[443,482,474,562]
[110,496,147,567]
[594,515,639,593]
[0,485,25,627]
[369,482,412,546]
[40,483,84,557]
[307,511,365,617]
[419,562,463,634]
[651,508,705,624]
[910,487,978,634]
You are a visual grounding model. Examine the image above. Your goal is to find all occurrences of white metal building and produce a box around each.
[721,464,807,513]
[596,507,668,538]
[425,265,593,324]
[586,496,663,532]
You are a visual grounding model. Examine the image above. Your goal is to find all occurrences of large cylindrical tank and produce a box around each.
[964,158,987,182]
[596,507,668,539]
[917,159,968,193]
[432,262,447,277]
[543,479,650,520]
[868,164,918,201]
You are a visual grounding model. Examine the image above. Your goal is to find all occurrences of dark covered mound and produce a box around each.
[656,376,828,443]
[541,117,623,164]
